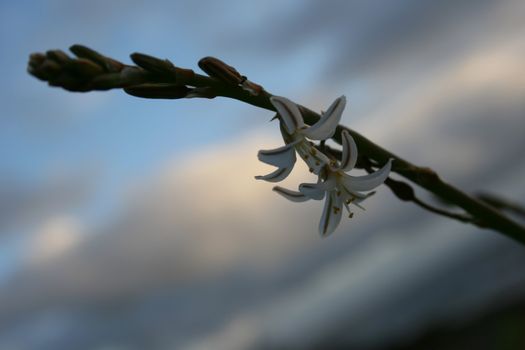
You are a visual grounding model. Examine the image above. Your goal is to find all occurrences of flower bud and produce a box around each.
[241,79,263,96]
[130,53,176,75]
[124,84,190,99]
[65,58,104,78]
[198,56,243,85]
[46,50,71,65]
[385,178,414,201]
[70,44,124,72]
[36,60,62,79]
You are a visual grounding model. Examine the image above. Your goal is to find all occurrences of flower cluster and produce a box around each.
[256,96,392,236]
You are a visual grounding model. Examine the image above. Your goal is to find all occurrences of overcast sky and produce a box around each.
[1,1,525,349]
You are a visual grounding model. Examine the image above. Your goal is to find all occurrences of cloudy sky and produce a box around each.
[1,0,525,349]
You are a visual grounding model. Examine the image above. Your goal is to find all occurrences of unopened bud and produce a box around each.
[241,79,264,96]
[28,53,46,69]
[70,44,125,72]
[120,66,150,85]
[65,58,104,78]
[124,84,190,99]
[39,60,62,77]
[385,178,414,201]
[46,50,71,65]
[130,53,176,75]
[49,73,89,92]
[198,56,243,85]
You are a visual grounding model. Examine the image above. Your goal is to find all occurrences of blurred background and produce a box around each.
[1,0,525,349]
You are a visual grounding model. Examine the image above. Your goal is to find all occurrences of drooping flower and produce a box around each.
[256,95,392,237]
[254,139,300,182]
[255,95,345,181]
[274,130,392,236]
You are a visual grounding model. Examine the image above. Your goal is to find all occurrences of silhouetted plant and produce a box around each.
[28,45,525,242]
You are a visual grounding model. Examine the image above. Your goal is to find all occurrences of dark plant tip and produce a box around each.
[27,66,43,79]
[129,53,148,65]
[69,44,85,50]
[198,56,242,85]
[29,52,46,65]
[40,60,62,76]
[130,53,175,74]
[69,44,92,56]
[124,84,190,99]
[65,58,104,78]
[45,49,71,64]
[69,45,123,72]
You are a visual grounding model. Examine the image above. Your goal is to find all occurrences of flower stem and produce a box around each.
[28,46,525,244]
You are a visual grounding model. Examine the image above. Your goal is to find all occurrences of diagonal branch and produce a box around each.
[477,193,525,219]
[27,45,525,244]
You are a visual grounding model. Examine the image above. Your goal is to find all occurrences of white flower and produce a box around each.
[254,139,300,182]
[255,95,345,181]
[255,95,392,236]
[274,129,393,236]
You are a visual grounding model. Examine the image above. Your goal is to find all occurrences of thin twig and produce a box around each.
[478,193,525,219]
[356,154,478,227]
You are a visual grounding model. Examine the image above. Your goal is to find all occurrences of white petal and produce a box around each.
[302,96,346,140]
[299,183,326,200]
[255,166,293,183]
[340,185,369,201]
[319,191,343,237]
[273,186,310,202]
[270,96,305,134]
[340,189,373,211]
[342,158,392,192]
[300,175,336,200]
[339,129,358,171]
[257,142,297,168]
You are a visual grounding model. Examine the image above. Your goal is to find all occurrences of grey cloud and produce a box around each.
[225,0,522,82]
[0,134,449,349]
[0,171,96,235]
[0,128,524,349]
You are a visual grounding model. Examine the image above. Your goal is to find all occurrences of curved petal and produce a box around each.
[257,141,297,168]
[255,166,293,183]
[340,189,373,211]
[299,175,335,200]
[270,96,305,134]
[340,184,369,201]
[319,191,343,237]
[339,130,358,171]
[302,96,346,140]
[342,158,392,192]
[273,186,310,202]
[299,182,326,200]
